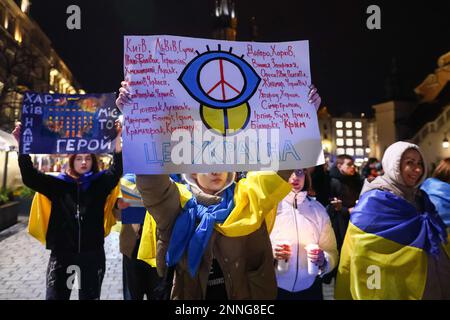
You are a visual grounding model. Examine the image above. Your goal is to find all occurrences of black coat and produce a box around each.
[310,165,331,207]
[326,166,363,265]
[322,166,363,283]
[19,153,123,253]
[329,166,363,208]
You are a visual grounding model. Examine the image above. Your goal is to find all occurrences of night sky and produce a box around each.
[29,0,450,116]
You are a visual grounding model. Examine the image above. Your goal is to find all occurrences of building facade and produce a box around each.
[0,0,83,130]
[412,104,450,171]
[412,51,450,171]
[332,116,371,166]
[371,100,416,159]
[213,0,237,41]
[317,107,372,166]
[368,51,450,170]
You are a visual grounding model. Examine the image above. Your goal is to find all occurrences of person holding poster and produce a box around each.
[121,36,324,175]
[116,81,322,300]
[12,121,123,300]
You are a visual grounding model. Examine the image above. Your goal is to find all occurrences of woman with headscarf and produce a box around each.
[335,141,450,300]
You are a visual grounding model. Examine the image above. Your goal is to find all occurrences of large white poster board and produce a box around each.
[122,35,324,174]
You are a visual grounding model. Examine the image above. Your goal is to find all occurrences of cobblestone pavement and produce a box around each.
[0,216,123,300]
[0,217,334,300]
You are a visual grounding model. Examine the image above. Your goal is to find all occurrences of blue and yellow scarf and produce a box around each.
[166,184,236,276]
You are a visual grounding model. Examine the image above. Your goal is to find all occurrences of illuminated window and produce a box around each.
[346,130,353,137]
[336,148,345,155]
[336,121,343,128]
[346,139,354,146]
[345,121,353,129]
[336,138,344,146]
[336,129,343,137]
[346,148,355,156]
[355,122,362,129]
[356,139,363,146]
[355,130,362,137]
[356,148,364,156]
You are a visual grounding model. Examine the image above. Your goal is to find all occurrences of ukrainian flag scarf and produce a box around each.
[166,184,236,276]
[28,171,119,244]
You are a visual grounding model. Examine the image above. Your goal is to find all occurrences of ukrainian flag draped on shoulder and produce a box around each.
[138,172,291,275]
[28,172,120,245]
[335,189,448,300]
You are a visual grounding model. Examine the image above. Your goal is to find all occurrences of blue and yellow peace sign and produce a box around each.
[178,46,261,135]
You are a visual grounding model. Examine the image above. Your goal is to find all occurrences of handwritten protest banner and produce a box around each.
[20,92,119,154]
[122,35,324,174]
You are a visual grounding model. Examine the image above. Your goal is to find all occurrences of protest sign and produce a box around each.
[20,92,119,154]
[122,35,324,174]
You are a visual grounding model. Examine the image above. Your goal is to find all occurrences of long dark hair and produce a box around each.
[432,158,450,184]
[292,169,310,191]
[67,154,100,178]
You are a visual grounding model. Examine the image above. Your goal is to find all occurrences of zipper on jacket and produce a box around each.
[291,203,300,292]
[76,182,82,254]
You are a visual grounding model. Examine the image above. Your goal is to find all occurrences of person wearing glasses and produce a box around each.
[270,169,338,300]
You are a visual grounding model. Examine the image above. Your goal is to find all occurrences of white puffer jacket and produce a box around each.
[270,191,338,292]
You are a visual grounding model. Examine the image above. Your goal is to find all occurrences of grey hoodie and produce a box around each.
[360,141,427,208]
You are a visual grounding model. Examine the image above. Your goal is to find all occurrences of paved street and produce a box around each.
[0,216,123,300]
[0,216,334,300]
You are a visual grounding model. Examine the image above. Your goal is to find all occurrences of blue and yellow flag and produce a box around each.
[421,178,450,228]
[28,183,120,245]
[335,189,448,300]
[137,172,290,271]
[119,174,147,224]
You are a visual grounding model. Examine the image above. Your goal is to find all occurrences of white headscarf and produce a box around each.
[361,141,427,205]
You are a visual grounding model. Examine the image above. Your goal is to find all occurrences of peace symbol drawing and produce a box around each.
[178,45,261,136]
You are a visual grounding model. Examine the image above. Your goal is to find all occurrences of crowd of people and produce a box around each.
[10,82,449,300]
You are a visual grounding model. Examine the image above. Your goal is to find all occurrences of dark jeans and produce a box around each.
[122,238,161,300]
[46,250,105,300]
[277,277,324,300]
